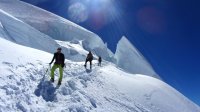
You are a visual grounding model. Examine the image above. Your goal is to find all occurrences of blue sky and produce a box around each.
[21,0,200,106]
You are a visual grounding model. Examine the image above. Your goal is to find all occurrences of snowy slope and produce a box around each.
[0,38,200,112]
[0,0,159,78]
[115,36,159,78]
[0,0,111,60]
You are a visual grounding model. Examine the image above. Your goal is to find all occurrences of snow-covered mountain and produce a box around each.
[0,0,160,78]
[0,0,200,111]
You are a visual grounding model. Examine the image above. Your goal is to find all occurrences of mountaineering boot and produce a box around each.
[84,64,86,68]
[58,80,61,85]
[50,78,54,82]
[90,64,92,70]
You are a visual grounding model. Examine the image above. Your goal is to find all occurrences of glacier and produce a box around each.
[0,0,111,61]
[0,0,199,111]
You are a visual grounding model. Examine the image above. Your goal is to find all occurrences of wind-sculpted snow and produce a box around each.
[115,36,159,78]
[0,0,111,60]
[0,9,99,62]
[0,9,60,53]
[0,38,199,112]
[0,21,9,39]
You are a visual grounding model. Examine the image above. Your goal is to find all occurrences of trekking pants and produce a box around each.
[85,59,92,65]
[85,59,92,68]
[51,64,63,82]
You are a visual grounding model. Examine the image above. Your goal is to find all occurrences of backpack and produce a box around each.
[87,53,93,60]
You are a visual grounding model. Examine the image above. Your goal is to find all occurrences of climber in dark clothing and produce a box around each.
[98,56,102,66]
[49,47,65,85]
[84,51,93,69]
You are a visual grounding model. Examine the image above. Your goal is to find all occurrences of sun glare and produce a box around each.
[68,0,121,29]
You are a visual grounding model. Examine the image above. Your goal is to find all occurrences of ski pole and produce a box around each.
[45,64,51,74]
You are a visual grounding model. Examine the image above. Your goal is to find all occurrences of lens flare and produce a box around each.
[67,0,121,29]
[68,2,89,23]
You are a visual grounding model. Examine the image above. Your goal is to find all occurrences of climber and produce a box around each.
[49,47,65,85]
[84,51,93,69]
[98,56,102,66]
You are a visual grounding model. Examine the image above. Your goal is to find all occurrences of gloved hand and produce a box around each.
[61,63,65,68]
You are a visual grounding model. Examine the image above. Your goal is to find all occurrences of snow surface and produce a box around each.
[0,37,199,112]
[115,36,159,78]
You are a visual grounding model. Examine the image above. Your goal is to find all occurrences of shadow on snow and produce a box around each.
[34,75,58,102]
[85,69,92,73]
